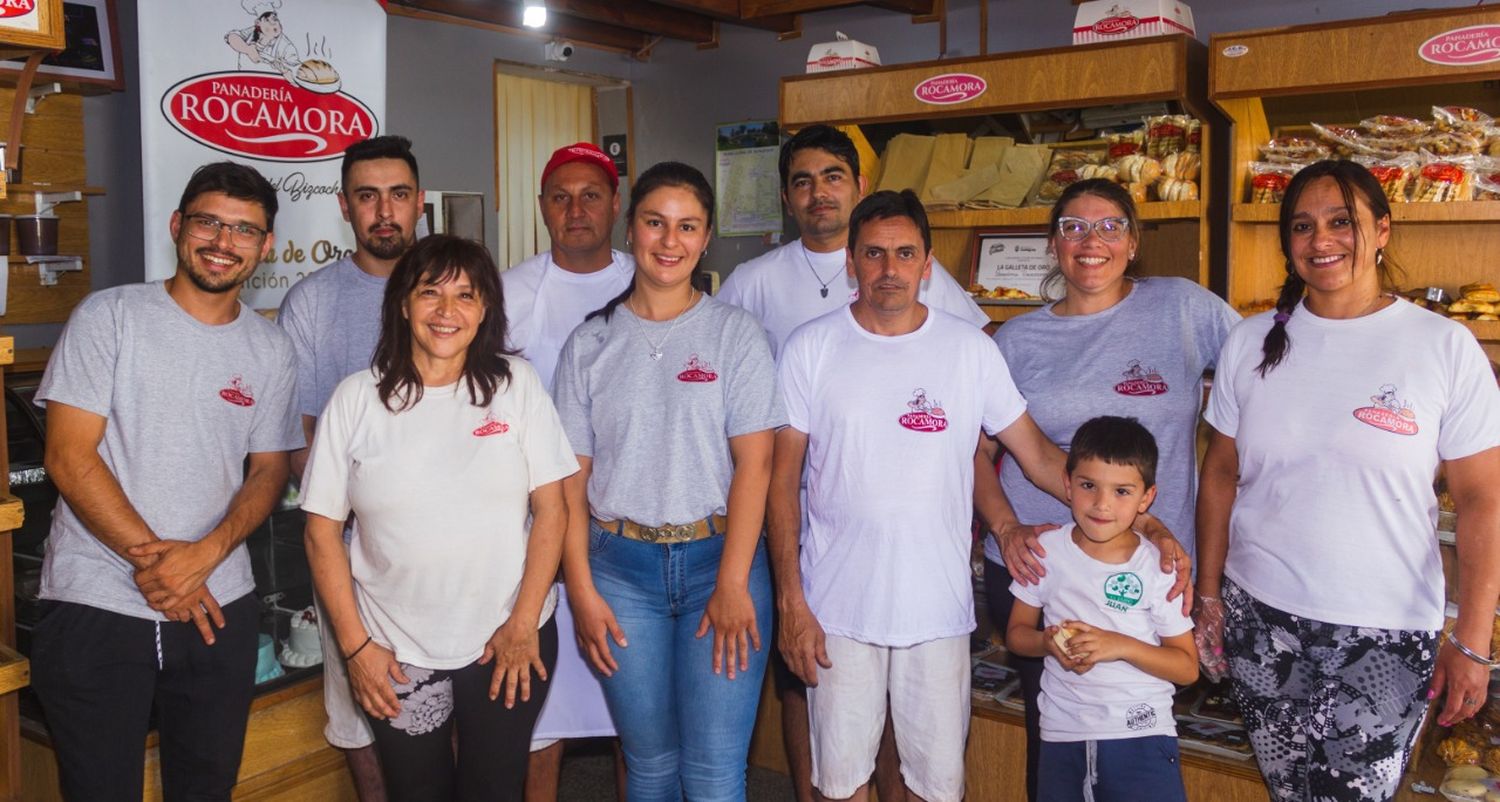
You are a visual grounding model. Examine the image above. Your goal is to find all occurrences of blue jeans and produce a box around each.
[1037,736,1186,802]
[588,521,773,802]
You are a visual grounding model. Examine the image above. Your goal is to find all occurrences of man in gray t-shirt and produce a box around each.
[276,134,425,798]
[30,162,302,801]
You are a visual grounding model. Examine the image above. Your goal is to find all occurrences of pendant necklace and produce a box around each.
[801,243,839,299]
[628,291,695,361]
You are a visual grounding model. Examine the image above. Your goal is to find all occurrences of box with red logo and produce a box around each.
[1072,0,1194,45]
[806,32,881,74]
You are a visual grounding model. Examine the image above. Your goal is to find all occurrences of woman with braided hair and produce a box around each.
[1194,159,1500,801]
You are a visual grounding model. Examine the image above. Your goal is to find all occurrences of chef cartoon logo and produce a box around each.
[1353,384,1419,436]
[898,388,949,433]
[677,354,719,383]
[219,375,256,407]
[472,411,509,437]
[159,1,379,163]
[1103,572,1143,612]
[1113,359,1169,397]
[1125,703,1157,731]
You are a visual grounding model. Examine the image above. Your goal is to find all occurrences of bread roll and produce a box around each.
[1052,626,1078,653]
[296,58,338,85]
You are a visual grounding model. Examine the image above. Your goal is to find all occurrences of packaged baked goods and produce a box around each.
[1105,130,1145,161]
[1125,182,1148,205]
[1034,148,1106,205]
[1441,735,1484,766]
[1362,114,1431,137]
[1419,129,1486,157]
[1353,153,1418,203]
[1259,135,1329,164]
[1156,177,1199,202]
[1434,105,1495,133]
[1412,155,1474,202]
[1161,150,1200,181]
[1116,153,1162,185]
[1311,123,1366,158]
[1145,114,1192,158]
[1472,156,1500,201]
[1186,119,1202,154]
[1247,162,1302,204]
[1077,163,1120,182]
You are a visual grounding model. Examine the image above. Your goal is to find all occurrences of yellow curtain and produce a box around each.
[495,73,594,267]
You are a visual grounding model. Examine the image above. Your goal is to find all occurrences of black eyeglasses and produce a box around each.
[183,213,268,247]
[1056,216,1130,242]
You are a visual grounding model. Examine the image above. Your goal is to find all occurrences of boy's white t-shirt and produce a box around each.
[779,306,1026,647]
[1010,525,1192,743]
[1207,301,1500,631]
[301,360,580,670]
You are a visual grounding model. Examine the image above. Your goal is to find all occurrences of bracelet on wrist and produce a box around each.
[1198,595,1222,603]
[344,635,373,662]
[1447,630,1497,668]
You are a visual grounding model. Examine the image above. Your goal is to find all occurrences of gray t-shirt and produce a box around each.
[988,278,1237,564]
[36,282,304,620]
[553,294,786,527]
[277,257,387,418]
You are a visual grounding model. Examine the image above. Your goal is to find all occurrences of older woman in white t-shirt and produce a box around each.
[1195,160,1500,802]
[302,234,579,801]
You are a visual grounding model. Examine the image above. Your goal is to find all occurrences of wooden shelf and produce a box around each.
[980,303,1045,324]
[1461,319,1500,341]
[932,201,1203,229]
[1233,201,1500,224]
[0,645,26,697]
[6,185,103,196]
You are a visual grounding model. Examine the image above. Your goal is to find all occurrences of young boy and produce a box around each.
[1006,416,1197,802]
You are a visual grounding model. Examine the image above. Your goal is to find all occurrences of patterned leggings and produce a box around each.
[366,618,558,802]
[1221,581,1437,802]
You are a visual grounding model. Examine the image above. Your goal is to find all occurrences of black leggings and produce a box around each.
[983,557,1046,802]
[367,617,558,802]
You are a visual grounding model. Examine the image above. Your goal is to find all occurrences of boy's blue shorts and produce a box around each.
[1037,735,1187,802]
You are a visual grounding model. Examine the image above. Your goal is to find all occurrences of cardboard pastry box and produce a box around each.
[1073,0,1194,45]
[806,32,882,73]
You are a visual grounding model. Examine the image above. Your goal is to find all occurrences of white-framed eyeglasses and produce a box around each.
[1056,216,1130,242]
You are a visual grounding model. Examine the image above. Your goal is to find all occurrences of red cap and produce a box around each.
[540,142,618,192]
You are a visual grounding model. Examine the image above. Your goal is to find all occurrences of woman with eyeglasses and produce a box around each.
[973,178,1237,801]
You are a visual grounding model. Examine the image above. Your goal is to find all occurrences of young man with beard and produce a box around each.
[770,191,1066,802]
[501,142,632,802]
[277,134,425,801]
[30,161,302,801]
[718,125,987,802]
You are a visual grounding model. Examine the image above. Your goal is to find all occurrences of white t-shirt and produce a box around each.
[301,361,580,669]
[779,307,1026,646]
[502,250,635,394]
[1206,300,1500,631]
[719,239,989,358]
[1010,526,1191,742]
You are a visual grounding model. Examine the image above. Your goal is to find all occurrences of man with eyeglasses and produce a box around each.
[769,190,1066,802]
[277,134,425,802]
[30,161,302,800]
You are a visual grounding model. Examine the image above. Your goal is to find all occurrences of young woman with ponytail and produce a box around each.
[552,162,784,801]
[1194,160,1500,801]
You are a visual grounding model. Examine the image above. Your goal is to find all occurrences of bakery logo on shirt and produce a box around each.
[677,354,719,383]
[1125,703,1157,731]
[1353,384,1419,436]
[218,375,255,407]
[898,388,948,432]
[1102,572,1143,612]
[1114,360,1169,397]
[472,411,510,437]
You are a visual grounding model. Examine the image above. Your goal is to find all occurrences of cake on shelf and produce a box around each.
[280,605,324,668]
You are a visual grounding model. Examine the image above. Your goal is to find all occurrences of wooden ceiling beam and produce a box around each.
[647,0,799,33]
[547,0,717,43]
[385,0,652,52]
[741,0,931,16]
[867,0,936,14]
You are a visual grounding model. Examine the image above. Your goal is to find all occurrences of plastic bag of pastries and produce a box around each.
[1156,177,1199,202]
[1116,153,1162,185]
[1105,130,1145,161]
[1353,152,1419,203]
[1145,114,1193,158]
[1474,156,1500,201]
[1161,150,1200,181]
[1259,135,1329,164]
[1412,152,1474,202]
[1076,163,1120,182]
[1361,114,1431,137]
[1186,119,1202,154]
[1441,734,1484,766]
[1246,161,1302,204]
[1034,148,1106,204]
[1434,105,1495,133]
[1418,129,1486,157]
[1312,123,1368,158]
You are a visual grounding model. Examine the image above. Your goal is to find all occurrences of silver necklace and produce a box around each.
[801,242,840,299]
[628,291,695,361]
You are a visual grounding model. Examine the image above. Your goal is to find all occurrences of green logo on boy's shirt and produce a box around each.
[1104,572,1143,612]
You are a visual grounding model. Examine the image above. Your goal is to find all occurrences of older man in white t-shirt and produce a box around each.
[501,141,632,801]
[771,190,1066,802]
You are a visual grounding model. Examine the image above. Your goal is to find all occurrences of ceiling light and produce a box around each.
[523,1,546,28]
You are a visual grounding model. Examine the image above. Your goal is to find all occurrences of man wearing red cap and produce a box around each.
[502,141,632,801]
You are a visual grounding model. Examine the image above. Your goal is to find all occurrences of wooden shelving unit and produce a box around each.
[1210,6,1500,360]
[781,35,1230,325]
